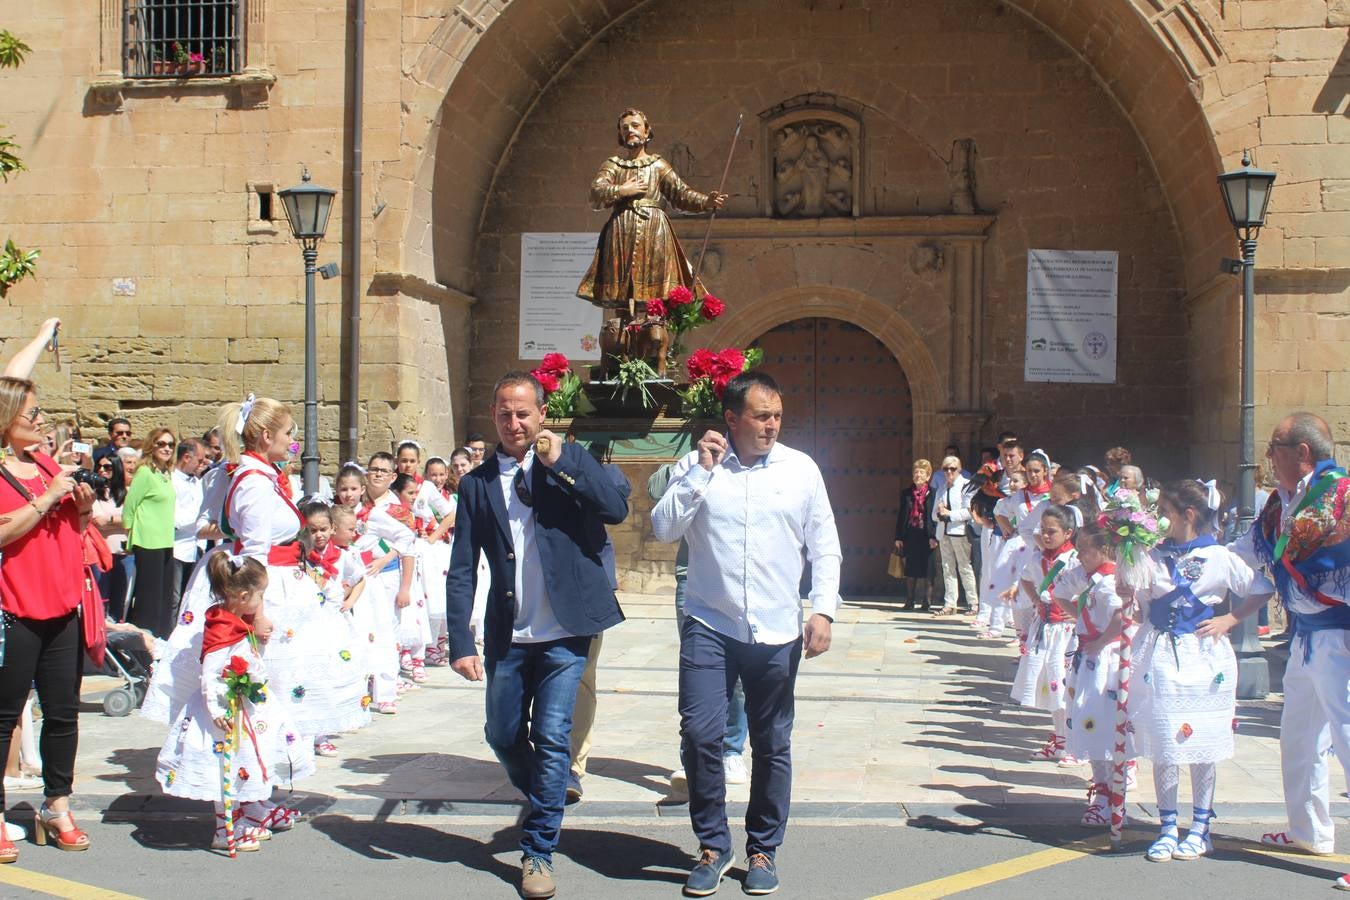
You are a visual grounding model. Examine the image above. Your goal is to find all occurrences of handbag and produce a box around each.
[0,459,106,664]
[888,550,905,579]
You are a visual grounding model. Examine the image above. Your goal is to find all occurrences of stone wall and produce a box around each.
[467,0,1193,470]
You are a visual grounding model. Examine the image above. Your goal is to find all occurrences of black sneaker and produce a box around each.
[743,853,779,895]
[684,848,735,897]
[565,772,582,804]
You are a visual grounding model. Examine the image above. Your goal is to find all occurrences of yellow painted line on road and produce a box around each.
[1241,844,1350,866]
[867,843,1093,899]
[0,865,143,900]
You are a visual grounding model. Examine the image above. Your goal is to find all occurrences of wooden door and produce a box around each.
[751,318,913,597]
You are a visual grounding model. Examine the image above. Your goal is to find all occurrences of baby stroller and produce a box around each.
[88,627,153,717]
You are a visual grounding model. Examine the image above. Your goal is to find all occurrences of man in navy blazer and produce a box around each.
[446,370,628,900]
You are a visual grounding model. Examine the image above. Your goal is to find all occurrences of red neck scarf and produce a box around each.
[1091,560,1117,577]
[307,541,341,580]
[909,482,930,527]
[1042,541,1075,568]
[1028,479,1051,496]
[201,604,255,661]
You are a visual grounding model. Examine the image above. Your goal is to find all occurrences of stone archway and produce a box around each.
[749,317,915,596]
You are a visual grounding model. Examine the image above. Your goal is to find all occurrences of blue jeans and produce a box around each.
[484,636,591,861]
[675,561,747,755]
[679,618,801,858]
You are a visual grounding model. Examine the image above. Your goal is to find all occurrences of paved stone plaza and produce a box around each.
[64,595,1324,820]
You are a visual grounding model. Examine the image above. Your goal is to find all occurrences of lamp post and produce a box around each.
[278,168,336,497]
[1217,151,1276,700]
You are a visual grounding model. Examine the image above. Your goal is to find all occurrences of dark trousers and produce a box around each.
[0,612,83,811]
[679,618,801,859]
[130,546,176,638]
[483,636,591,861]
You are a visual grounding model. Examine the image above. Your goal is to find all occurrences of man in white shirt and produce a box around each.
[932,455,979,616]
[171,438,206,604]
[652,370,841,897]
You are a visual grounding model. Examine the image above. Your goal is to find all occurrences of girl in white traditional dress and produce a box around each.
[213,398,368,749]
[421,456,456,665]
[997,452,1052,647]
[301,501,372,755]
[1052,523,1136,826]
[967,484,1011,641]
[1131,479,1274,862]
[156,553,316,852]
[354,456,417,714]
[389,473,434,683]
[1011,503,1080,762]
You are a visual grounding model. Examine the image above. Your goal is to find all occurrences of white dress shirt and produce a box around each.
[651,441,842,645]
[171,468,204,564]
[496,450,570,643]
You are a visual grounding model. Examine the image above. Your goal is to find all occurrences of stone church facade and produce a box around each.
[0,0,1346,588]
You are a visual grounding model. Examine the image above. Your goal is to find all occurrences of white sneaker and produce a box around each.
[723,753,748,785]
[3,774,41,791]
[3,821,25,842]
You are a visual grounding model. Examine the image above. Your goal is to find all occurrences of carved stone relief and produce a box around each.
[772,120,856,218]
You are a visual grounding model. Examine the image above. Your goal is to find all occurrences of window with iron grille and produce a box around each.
[123,0,243,78]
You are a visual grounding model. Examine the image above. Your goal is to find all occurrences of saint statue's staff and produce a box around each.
[692,113,744,287]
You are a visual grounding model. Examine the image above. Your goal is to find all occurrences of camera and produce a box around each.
[71,468,109,494]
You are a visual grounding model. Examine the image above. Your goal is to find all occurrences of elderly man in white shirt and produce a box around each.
[652,370,841,898]
[932,454,979,616]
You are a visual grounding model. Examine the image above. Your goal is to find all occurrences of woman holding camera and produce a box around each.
[0,376,96,860]
[122,427,177,639]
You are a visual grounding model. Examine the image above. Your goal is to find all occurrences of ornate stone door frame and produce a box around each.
[675,214,995,456]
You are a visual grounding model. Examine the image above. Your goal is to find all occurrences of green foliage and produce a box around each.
[0,240,39,296]
[611,357,661,409]
[0,29,37,296]
[0,31,30,69]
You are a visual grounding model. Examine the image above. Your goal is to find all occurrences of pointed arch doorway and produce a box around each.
[749,318,913,597]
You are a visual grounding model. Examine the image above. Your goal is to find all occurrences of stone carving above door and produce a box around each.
[760,96,862,219]
[772,120,855,218]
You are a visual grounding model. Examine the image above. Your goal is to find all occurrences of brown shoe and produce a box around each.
[522,856,556,899]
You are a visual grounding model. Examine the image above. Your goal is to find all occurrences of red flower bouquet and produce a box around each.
[681,346,764,419]
[530,353,589,418]
[221,655,268,705]
[662,286,730,362]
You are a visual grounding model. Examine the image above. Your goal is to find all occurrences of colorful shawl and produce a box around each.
[1253,458,1350,606]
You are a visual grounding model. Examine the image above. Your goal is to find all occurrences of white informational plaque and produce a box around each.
[1023,249,1118,384]
[518,233,603,361]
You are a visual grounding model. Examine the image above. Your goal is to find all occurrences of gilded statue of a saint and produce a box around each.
[577,108,727,313]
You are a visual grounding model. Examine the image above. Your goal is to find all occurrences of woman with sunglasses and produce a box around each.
[90,455,132,619]
[0,376,97,860]
[122,428,178,639]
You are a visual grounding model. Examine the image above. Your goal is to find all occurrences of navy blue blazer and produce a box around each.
[445,441,629,662]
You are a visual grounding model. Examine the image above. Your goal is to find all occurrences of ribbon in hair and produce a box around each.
[340,460,367,475]
[225,552,248,573]
[1029,447,1051,469]
[235,393,256,436]
[1070,505,1084,528]
[301,495,333,508]
[1078,473,1093,496]
[1197,478,1222,511]
[426,455,447,467]
[397,438,423,453]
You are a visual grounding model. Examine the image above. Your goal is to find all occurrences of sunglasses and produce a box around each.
[112,430,131,437]
[153,439,175,449]
[96,463,113,472]
[21,406,42,423]
[943,466,958,472]
[513,468,532,508]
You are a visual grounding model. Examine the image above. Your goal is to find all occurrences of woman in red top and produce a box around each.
[0,377,96,861]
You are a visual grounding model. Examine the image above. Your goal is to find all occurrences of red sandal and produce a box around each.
[34,806,89,851]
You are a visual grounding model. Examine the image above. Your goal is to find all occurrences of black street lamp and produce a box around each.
[1218,151,1276,700]
[278,168,336,498]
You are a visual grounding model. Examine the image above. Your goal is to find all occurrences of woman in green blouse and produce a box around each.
[122,427,177,637]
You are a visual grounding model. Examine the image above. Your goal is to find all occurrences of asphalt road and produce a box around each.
[1,809,1346,899]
